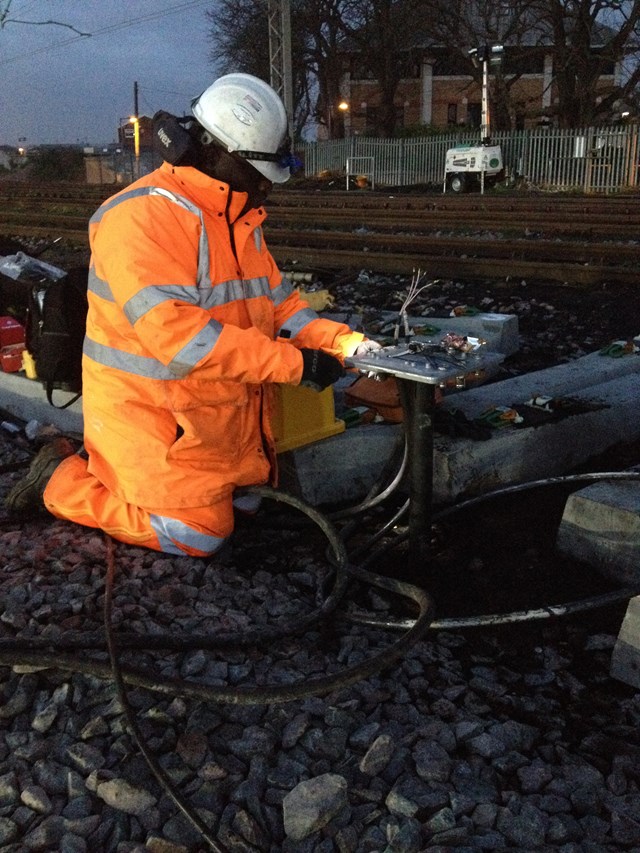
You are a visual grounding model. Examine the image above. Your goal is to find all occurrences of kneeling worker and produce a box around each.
[5,73,379,557]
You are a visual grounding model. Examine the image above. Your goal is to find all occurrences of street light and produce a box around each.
[468,44,503,144]
[129,115,140,178]
[338,100,349,137]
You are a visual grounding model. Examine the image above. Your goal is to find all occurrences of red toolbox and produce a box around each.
[0,343,26,373]
[0,316,25,348]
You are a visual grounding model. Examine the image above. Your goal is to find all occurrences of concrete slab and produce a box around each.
[278,424,403,507]
[434,371,640,503]
[0,371,83,436]
[556,480,640,586]
[1,347,639,508]
[378,310,520,357]
[438,349,640,420]
[610,596,640,689]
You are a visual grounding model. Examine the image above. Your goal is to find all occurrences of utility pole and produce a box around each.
[131,81,140,179]
[268,0,293,139]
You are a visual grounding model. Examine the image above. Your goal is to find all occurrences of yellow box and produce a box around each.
[272,384,345,453]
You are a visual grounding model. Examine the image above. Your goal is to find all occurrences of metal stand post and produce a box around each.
[347,344,504,581]
[398,379,437,576]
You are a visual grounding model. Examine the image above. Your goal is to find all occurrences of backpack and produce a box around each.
[0,251,89,408]
[26,267,89,408]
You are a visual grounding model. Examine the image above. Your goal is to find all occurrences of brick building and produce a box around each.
[338,45,619,136]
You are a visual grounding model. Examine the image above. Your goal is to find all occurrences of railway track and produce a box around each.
[1,181,639,286]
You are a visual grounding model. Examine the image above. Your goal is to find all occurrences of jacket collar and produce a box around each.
[160,162,266,225]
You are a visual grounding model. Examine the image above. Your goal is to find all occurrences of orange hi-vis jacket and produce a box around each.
[82,162,364,509]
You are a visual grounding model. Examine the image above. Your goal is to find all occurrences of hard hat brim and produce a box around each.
[250,159,290,183]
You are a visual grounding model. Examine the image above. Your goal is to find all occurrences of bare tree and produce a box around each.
[431,0,640,128]
[528,0,640,126]
[206,0,316,138]
[0,0,90,35]
[299,0,349,137]
[430,0,546,130]
[340,0,437,136]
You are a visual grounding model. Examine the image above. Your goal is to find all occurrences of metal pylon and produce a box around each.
[268,0,293,138]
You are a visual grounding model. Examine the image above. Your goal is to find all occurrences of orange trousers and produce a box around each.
[44,454,233,557]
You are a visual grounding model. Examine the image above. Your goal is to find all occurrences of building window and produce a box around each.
[447,103,458,125]
[365,105,378,133]
[467,102,481,127]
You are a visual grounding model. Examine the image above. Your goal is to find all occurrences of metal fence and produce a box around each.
[84,150,161,185]
[301,125,640,193]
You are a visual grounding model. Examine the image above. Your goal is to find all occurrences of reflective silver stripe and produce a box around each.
[126,276,273,314]
[198,276,271,311]
[168,320,222,376]
[90,185,212,292]
[87,268,115,302]
[84,337,178,379]
[90,187,157,225]
[244,275,272,300]
[84,320,222,379]
[254,228,262,252]
[199,279,244,310]
[146,188,212,292]
[277,307,318,339]
[150,514,226,555]
[270,276,294,306]
[123,284,200,325]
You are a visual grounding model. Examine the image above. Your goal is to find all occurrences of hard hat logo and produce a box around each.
[232,106,255,126]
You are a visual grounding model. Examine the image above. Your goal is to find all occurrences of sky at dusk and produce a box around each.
[0,0,222,148]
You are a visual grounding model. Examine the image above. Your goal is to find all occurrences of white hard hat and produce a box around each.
[192,72,292,183]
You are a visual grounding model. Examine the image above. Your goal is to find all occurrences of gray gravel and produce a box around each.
[0,424,639,852]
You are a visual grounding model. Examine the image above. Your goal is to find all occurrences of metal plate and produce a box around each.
[346,344,505,385]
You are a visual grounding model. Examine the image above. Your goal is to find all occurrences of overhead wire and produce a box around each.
[0,0,210,67]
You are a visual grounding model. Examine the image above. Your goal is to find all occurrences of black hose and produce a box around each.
[330,432,407,521]
[349,470,640,630]
[0,484,435,852]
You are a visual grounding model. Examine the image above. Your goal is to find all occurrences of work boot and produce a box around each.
[4,437,76,514]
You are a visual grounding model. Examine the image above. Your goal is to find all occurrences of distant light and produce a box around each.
[338,101,349,112]
[622,110,630,118]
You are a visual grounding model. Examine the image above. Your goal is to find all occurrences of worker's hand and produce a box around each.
[353,339,383,356]
[299,348,344,392]
[352,338,386,381]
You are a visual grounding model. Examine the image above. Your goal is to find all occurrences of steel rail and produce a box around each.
[3,204,640,241]
[2,185,640,284]
[266,227,640,265]
[269,244,638,284]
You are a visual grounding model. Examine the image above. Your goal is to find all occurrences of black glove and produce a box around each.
[299,348,344,391]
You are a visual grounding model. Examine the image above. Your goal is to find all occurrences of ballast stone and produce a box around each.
[282,773,349,841]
